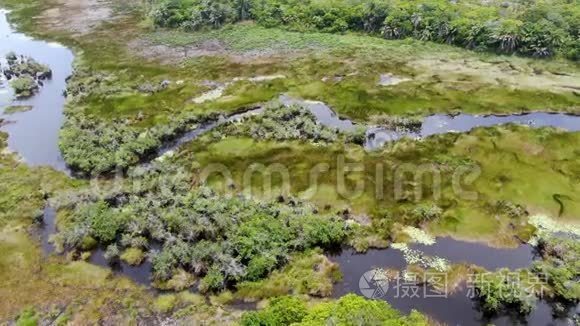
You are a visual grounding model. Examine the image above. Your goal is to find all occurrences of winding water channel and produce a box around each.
[2,8,579,325]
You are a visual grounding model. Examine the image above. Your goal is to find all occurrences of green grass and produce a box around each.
[0,133,83,227]
[120,247,145,266]
[235,249,341,301]
[181,126,580,245]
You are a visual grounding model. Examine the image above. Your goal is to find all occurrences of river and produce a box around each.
[0,9,73,171]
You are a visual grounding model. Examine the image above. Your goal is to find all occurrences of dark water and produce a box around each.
[330,247,481,325]
[278,95,580,150]
[6,3,574,321]
[39,205,57,253]
[154,107,264,159]
[279,94,356,131]
[329,240,577,326]
[413,237,537,271]
[40,204,155,286]
[0,9,73,171]
[88,244,158,286]
[368,112,580,150]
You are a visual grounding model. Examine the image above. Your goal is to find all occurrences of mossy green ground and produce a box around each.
[181,125,580,246]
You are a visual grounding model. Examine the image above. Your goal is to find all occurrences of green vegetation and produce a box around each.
[4,54,51,79]
[120,247,146,266]
[150,27,580,118]
[15,307,38,326]
[2,105,32,114]
[219,103,341,143]
[241,294,430,325]
[184,125,580,246]
[54,161,347,292]
[532,235,580,302]
[472,223,580,317]
[10,76,37,97]
[235,249,341,300]
[0,0,579,323]
[473,269,538,315]
[3,54,51,98]
[149,0,580,59]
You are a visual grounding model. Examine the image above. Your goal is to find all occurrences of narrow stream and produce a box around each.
[0,9,73,171]
[154,106,264,159]
[280,94,580,150]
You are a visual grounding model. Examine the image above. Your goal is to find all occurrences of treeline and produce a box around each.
[149,0,580,60]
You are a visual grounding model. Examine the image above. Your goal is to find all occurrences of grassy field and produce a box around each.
[179,125,580,247]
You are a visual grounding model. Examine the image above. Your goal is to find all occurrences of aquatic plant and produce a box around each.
[474,269,538,315]
[391,242,449,272]
[3,105,32,114]
[528,214,580,240]
[401,226,436,245]
[531,235,580,302]
[59,111,211,174]
[235,249,341,299]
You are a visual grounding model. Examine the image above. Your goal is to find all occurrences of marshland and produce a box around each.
[0,0,579,325]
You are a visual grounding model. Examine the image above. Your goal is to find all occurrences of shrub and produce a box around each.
[120,247,145,265]
[10,76,37,97]
[15,307,38,326]
[240,294,430,325]
[199,266,226,293]
[221,104,339,144]
[104,244,120,261]
[474,269,537,315]
[240,296,307,326]
[60,164,348,291]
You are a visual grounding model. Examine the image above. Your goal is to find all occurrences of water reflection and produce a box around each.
[0,9,73,171]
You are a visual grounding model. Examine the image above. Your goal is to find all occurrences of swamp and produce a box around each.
[0,0,579,325]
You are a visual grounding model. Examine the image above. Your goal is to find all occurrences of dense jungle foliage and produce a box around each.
[148,0,580,59]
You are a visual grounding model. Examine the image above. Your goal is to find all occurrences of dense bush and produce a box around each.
[148,0,580,60]
[59,109,209,175]
[474,269,537,315]
[220,103,339,143]
[57,161,347,291]
[10,76,37,97]
[241,294,430,325]
[532,235,580,302]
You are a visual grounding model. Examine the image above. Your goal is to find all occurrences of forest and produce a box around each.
[149,0,580,59]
